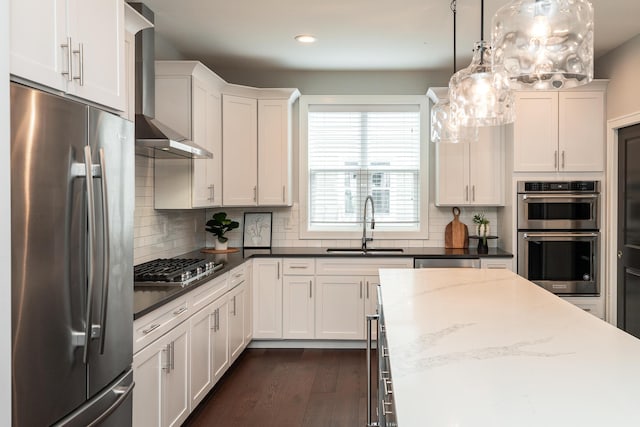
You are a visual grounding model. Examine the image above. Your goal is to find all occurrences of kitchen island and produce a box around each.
[378,268,640,427]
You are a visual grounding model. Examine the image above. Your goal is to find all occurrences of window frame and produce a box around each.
[299,95,429,240]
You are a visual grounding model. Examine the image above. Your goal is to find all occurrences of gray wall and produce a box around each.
[595,33,640,120]
[1,0,11,421]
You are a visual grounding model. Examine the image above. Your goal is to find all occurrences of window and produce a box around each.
[299,95,428,239]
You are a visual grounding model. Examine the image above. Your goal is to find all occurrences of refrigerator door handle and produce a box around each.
[83,145,98,364]
[98,148,110,355]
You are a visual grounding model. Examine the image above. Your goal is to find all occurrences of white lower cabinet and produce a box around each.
[229,280,246,363]
[315,275,366,340]
[283,275,315,339]
[252,258,283,338]
[314,258,413,340]
[212,296,230,381]
[133,261,252,426]
[133,320,190,427]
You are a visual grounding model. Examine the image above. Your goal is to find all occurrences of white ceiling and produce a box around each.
[141,0,640,72]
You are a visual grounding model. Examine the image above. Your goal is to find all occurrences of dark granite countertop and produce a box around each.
[133,246,513,320]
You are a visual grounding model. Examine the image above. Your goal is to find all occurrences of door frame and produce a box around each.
[606,110,640,325]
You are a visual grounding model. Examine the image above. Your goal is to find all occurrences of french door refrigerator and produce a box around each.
[11,82,134,426]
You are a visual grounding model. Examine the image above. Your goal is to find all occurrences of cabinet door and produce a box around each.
[212,296,230,382]
[163,321,190,427]
[208,88,223,206]
[228,282,246,362]
[283,276,315,339]
[258,99,291,206]
[133,337,164,427]
[252,259,283,339]
[469,126,504,205]
[223,94,258,206]
[558,91,604,172]
[191,78,215,207]
[189,306,213,410]
[315,276,365,340]
[513,92,559,172]
[10,0,68,93]
[67,0,125,110]
[435,142,469,206]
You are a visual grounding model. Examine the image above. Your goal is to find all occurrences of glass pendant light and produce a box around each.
[431,0,479,144]
[448,0,515,127]
[492,0,594,89]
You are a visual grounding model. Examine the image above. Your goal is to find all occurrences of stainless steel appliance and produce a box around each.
[517,181,599,230]
[134,258,222,287]
[414,258,480,268]
[11,82,135,426]
[517,181,600,295]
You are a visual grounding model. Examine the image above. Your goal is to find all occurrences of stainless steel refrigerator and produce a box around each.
[11,82,135,426]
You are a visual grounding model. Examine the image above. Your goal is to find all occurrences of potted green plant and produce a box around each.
[472,212,490,245]
[205,212,239,250]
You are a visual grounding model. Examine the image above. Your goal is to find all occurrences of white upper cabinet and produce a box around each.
[11,0,126,111]
[222,94,259,206]
[222,87,300,207]
[435,126,504,206]
[258,99,293,205]
[513,81,607,172]
[154,61,224,209]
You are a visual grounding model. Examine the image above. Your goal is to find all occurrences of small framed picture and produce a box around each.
[243,212,273,249]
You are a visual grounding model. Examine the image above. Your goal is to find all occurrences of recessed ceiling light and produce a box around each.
[295,34,317,44]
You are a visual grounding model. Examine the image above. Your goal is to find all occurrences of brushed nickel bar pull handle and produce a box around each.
[282,185,285,202]
[170,341,175,371]
[554,150,558,169]
[163,344,171,371]
[173,307,187,316]
[465,185,469,201]
[142,324,160,334]
[83,146,97,364]
[360,281,363,299]
[366,281,369,299]
[73,43,84,86]
[561,150,565,169]
[309,280,312,298]
[253,186,257,202]
[232,295,237,316]
[98,149,110,355]
[365,314,379,427]
[472,185,476,202]
[61,37,73,81]
[277,262,280,280]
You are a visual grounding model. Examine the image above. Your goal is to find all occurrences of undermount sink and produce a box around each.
[325,248,404,254]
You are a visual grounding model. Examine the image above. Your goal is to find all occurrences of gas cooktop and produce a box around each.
[134,258,223,287]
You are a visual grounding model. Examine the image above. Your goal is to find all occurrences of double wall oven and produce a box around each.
[517,181,600,295]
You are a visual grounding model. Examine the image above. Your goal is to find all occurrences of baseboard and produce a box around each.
[247,339,375,349]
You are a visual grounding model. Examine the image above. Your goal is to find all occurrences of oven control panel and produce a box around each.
[519,181,599,193]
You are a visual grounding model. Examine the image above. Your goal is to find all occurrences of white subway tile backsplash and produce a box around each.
[135,154,501,264]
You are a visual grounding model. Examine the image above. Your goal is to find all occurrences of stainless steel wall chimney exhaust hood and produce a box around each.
[130,3,212,159]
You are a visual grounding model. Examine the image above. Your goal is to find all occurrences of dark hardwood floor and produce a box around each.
[184,348,374,427]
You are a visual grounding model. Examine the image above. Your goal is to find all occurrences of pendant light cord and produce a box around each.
[450,0,457,73]
[479,0,485,65]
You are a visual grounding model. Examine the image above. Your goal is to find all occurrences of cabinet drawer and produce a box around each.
[229,263,248,289]
[316,258,413,276]
[480,257,514,271]
[283,258,315,275]
[189,273,229,313]
[133,296,189,354]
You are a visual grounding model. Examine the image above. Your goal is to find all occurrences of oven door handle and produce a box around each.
[523,232,599,239]
[521,194,598,200]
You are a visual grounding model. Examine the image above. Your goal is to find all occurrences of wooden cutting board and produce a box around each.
[445,207,469,249]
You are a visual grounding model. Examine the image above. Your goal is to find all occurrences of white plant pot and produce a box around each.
[476,224,490,237]
[215,240,228,251]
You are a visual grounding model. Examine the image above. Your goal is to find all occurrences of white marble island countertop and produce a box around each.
[378,268,640,427]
